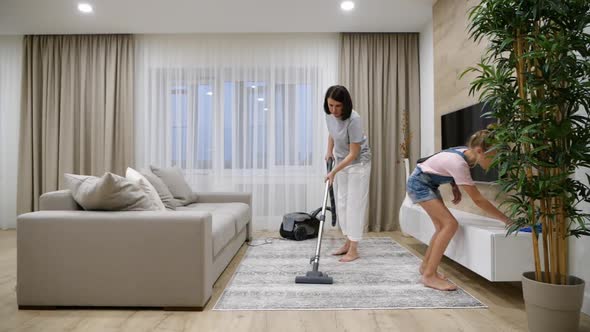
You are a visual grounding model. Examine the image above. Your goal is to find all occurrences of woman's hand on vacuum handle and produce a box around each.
[325,151,334,162]
[325,171,336,186]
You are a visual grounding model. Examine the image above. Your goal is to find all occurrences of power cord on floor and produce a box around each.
[246,237,285,246]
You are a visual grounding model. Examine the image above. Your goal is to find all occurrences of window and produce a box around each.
[274,83,314,166]
[224,81,269,169]
[170,80,214,169]
[165,67,320,171]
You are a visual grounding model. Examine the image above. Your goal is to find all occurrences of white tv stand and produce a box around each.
[399,199,536,281]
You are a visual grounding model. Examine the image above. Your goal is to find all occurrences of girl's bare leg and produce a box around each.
[419,225,446,279]
[418,199,458,291]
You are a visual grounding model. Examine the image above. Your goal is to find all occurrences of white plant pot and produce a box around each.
[522,272,585,332]
[399,158,412,237]
[403,158,411,205]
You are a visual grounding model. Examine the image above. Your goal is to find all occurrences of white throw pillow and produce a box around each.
[126,167,166,211]
[64,172,156,211]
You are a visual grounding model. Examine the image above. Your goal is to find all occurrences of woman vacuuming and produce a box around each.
[323,85,371,262]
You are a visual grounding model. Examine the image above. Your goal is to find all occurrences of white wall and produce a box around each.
[569,26,590,316]
[570,168,590,316]
[419,18,435,157]
[0,36,22,230]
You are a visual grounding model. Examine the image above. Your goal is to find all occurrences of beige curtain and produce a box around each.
[18,35,135,214]
[340,33,421,231]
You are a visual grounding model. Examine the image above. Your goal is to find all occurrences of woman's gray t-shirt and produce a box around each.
[325,110,371,164]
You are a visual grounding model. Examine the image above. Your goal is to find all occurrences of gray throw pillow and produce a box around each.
[140,169,179,210]
[150,166,198,206]
[64,172,156,211]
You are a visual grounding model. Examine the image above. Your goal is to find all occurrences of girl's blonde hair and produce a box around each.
[467,129,490,150]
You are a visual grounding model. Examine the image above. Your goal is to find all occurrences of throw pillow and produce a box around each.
[125,167,166,211]
[140,169,179,210]
[64,172,156,211]
[150,165,198,206]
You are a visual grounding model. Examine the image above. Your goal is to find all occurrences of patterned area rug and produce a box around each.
[214,237,486,310]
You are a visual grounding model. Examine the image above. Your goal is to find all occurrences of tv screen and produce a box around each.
[441,102,498,183]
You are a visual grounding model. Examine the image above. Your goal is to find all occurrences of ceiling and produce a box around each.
[0,0,434,35]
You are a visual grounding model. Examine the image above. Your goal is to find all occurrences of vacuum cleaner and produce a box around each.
[295,158,335,285]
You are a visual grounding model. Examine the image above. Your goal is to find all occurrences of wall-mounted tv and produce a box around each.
[441,102,498,183]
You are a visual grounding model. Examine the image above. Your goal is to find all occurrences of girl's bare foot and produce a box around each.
[419,266,446,279]
[332,245,349,256]
[421,275,457,291]
[339,252,359,262]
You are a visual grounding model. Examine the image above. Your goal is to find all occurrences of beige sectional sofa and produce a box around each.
[17,189,252,310]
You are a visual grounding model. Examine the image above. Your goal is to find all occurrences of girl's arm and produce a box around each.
[325,143,360,184]
[450,182,462,204]
[460,185,510,224]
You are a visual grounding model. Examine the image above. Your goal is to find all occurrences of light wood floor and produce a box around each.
[1,230,589,332]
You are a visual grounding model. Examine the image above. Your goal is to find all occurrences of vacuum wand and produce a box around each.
[295,158,334,284]
[310,180,331,271]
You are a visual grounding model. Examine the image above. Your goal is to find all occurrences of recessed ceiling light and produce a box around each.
[340,1,354,11]
[206,91,213,96]
[78,3,93,14]
[257,97,265,102]
[251,85,257,89]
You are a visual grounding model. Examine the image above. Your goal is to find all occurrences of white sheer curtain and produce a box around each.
[0,36,22,229]
[135,34,339,230]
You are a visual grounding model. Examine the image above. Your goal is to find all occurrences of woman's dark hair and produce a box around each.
[323,85,353,120]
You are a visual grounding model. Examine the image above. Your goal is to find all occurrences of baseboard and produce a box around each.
[19,305,57,310]
[582,293,590,316]
[163,306,204,312]
[19,305,203,311]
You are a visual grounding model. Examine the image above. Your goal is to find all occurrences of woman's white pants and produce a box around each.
[334,161,371,242]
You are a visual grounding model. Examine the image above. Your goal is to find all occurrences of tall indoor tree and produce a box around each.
[465,0,590,285]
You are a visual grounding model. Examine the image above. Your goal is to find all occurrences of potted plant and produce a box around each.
[398,108,413,236]
[464,1,590,331]
[399,108,413,187]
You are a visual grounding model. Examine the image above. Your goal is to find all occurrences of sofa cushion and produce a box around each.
[150,166,197,206]
[178,203,250,234]
[210,214,237,256]
[39,190,82,211]
[126,167,166,211]
[140,169,179,210]
[64,173,156,211]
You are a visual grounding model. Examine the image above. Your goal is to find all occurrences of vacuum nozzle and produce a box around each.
[295,271,333,284]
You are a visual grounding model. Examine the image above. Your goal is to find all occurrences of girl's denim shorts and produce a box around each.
[406,167,453,204]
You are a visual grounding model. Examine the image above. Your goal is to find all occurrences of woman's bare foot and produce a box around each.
[332,245,350,256]
[339,252,359,262]
[421,275,457,291]
[419,265,446,279]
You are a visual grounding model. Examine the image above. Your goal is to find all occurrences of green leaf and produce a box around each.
[547,119,572,139]
[465,0,590,247]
